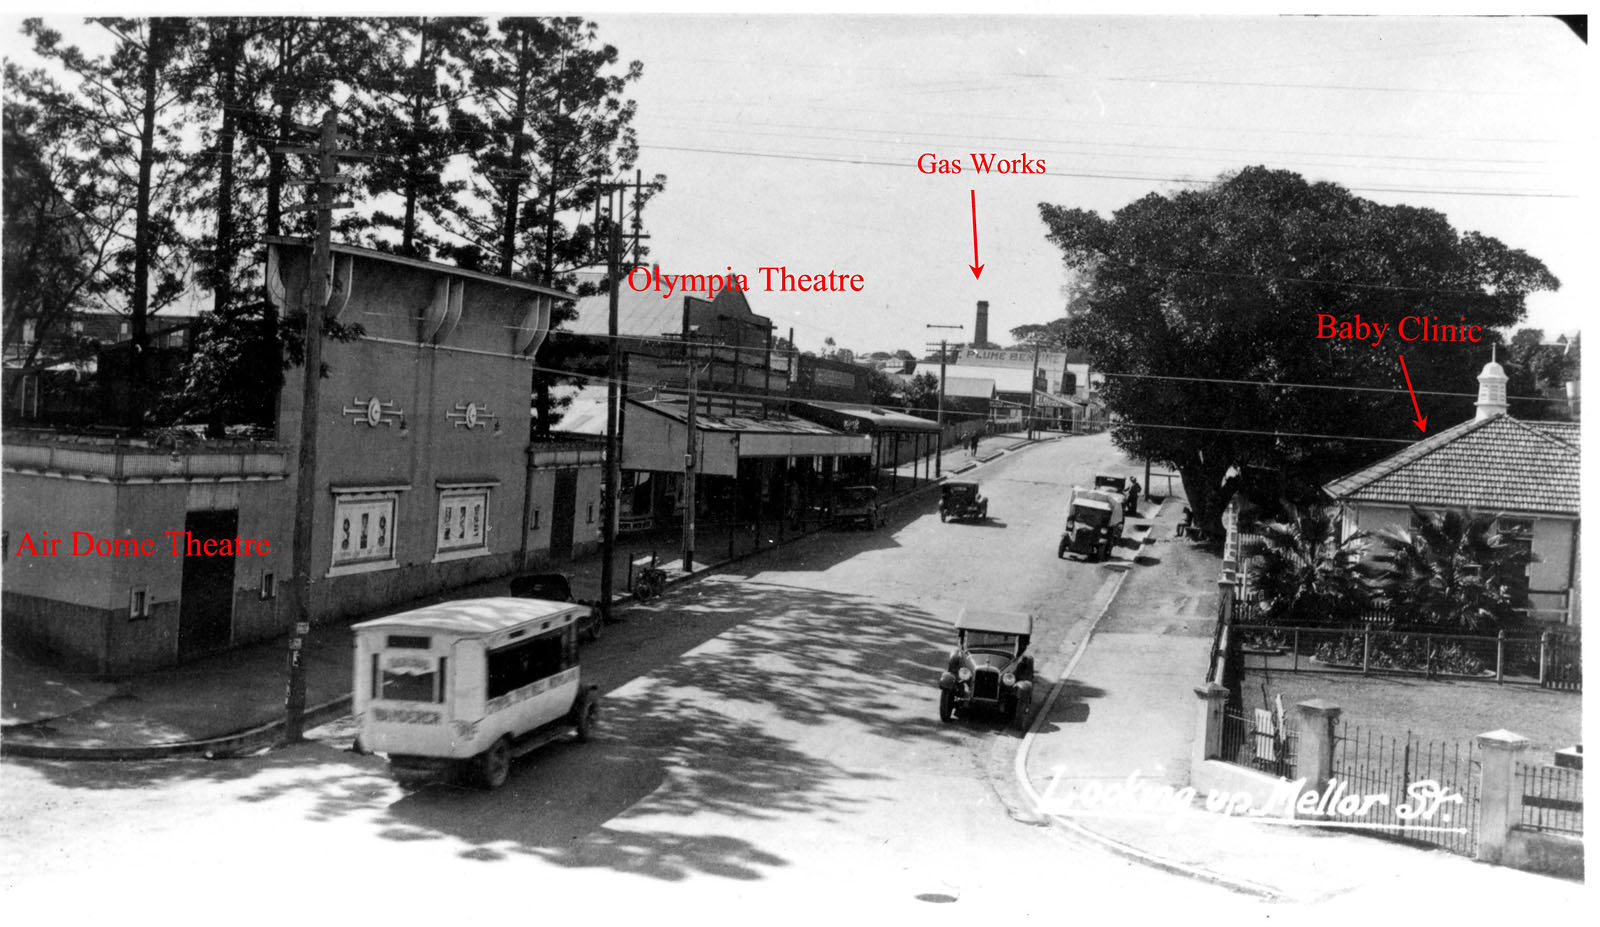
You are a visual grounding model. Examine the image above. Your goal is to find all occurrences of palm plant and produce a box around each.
[1241,503,1370,626]
[1365,506,1532,633]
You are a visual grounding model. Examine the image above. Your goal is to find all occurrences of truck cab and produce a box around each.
[1058,486,1125,562]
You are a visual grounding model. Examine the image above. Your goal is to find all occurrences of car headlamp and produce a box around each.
[958,667,973,682]
[1002,672,1017,687]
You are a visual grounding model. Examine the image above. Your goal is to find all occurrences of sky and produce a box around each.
[587,14,1589,356]
[4,11,1589,357]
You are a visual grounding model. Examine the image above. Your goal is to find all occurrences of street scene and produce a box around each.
[1,11,1589,923]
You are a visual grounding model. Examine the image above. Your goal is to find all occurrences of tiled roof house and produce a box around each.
[1323,358,1580,626]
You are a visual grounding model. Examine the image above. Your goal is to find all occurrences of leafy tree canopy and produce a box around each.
[1009,317,1075,351]
[1039,166,1558,527]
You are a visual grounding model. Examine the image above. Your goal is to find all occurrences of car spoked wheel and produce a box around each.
[476,738,511,790]
[938,689,955,723]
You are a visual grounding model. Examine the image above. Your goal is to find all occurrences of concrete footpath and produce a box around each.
[1015,502,1587,908]
[1,432,1055,757]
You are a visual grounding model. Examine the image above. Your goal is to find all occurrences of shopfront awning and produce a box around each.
[789,400,942,434]
[623,400,872,477]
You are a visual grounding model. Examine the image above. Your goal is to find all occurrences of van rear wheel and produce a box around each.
[476,738,511,790]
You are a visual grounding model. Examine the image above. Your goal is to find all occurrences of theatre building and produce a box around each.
[2,241,592,672]
[557,280,870,531]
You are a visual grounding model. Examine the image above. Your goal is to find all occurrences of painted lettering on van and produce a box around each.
[383,654,433,671]
[373,707,441,725]
[484,667,578,715]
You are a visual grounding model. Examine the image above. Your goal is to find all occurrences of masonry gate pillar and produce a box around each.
[1192,684,1228,776]
[1295,699,1341,817]
[1475,729,1530,865]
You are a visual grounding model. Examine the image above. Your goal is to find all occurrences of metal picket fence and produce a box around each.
[1331,722,1480,857]
[1518,763,1583,836]
[1220,707,1297,778]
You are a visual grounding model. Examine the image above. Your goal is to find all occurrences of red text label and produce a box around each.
[1315,314,1482,347]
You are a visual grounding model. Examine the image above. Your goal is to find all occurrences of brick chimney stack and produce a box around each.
[975,301,989,347]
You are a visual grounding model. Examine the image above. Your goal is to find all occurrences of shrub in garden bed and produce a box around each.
[1312,633,1487,676]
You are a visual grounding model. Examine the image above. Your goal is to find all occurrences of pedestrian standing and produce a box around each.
[1127,478,1141,515]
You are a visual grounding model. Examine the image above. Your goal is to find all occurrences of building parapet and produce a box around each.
[527,443,606,469]
[2,431,288,483]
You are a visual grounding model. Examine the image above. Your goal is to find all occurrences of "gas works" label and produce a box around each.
[917,152,1046,175]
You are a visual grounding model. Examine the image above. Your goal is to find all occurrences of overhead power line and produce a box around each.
[635,143,1576,200]
[1100,370,1567,403]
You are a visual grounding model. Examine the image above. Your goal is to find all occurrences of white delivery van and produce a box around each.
[352,597,600,789]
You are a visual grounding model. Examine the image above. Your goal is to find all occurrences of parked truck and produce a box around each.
[1057,486,1125,562]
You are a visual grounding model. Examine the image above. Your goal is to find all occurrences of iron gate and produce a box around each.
[1331,723,1480,857]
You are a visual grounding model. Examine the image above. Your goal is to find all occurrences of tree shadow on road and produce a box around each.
[6,578,982,884]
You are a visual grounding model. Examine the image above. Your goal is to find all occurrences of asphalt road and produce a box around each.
[1,435,1258,921]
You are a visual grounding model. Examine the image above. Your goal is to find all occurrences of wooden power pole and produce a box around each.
[282,108,370,742]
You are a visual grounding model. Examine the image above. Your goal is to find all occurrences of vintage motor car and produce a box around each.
[939,481,989,522]
[938,608,1035,730]
[835,484,882,530]
[507,571,605,642]
[352,597,601,790]
[1058,486,1125,561]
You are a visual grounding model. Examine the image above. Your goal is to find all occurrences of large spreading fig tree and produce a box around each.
[1039,167,1558,530]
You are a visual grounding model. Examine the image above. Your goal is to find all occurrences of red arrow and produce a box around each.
[1399,354,1427,432]
[968,189,984,280]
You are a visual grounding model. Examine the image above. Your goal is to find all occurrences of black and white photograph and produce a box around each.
[1,6,1590,921]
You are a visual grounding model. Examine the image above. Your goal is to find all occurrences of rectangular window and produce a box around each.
[259,572,276,600]
[331,492,398,568]
[377,651,443,703]
[436,489,489,555]
[1498,517,1534,606]
[531,508,541,530]
[485,632,565,699]
[129,586,149,620]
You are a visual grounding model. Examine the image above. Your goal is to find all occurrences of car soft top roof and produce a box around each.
[1072,497,1114,511]
[353,597,582,637]
[943,481,979,491]
[955,607,1033,635]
